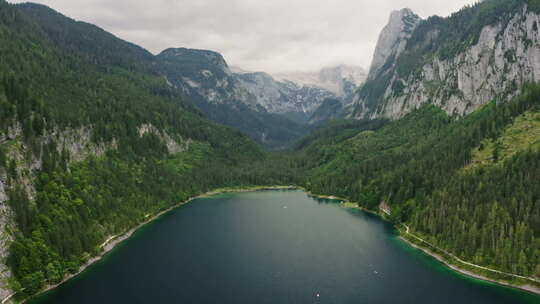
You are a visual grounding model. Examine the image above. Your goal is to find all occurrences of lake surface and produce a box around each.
[31,190,539,304]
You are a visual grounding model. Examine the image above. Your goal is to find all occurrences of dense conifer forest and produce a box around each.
[299,84,540,279]
[0,1,288,295]
[0,0,540,299]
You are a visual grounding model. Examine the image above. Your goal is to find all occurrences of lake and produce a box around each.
[30,190,540,304]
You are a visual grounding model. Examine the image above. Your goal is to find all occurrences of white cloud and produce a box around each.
[8,0,478,73]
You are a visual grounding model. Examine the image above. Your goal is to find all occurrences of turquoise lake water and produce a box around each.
[31,190,540,303]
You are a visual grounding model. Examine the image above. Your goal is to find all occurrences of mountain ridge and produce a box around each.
[1,0,540,302]
[157,46,367,134]
[367,8,421,79]
[353,0,540,120]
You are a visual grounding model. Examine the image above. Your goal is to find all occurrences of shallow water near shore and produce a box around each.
[30,190,539,304]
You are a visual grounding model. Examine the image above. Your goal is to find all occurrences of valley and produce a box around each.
[28,191,540,304]
[0,0,540,303]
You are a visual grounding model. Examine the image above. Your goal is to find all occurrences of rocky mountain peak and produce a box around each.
[272,64,367,96]
[354,1,540,121]
[368,8,421,79]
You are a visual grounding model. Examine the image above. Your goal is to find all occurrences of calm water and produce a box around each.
[31,190,539,304]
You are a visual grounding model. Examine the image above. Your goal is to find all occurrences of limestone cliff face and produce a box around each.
[137,123,190,154]
[0,170,12,301]
[0,121,188,301]
[249,65,366,122]
[353,4,540,120]
[273,65,367,96]
[235,71,335,118]
[368,8,421,80]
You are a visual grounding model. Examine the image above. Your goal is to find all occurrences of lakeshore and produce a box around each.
[13,187,540,303]
[29,190,536,304]
[330,196,540,297]
[217,190,540,298]
[400,236,540,296]
[11,186,297,303]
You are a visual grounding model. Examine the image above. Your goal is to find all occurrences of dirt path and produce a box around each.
[401,223,540,294]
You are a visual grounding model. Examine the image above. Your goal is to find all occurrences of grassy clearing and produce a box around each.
[468,110,540,169]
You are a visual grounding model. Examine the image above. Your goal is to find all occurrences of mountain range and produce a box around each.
[157,48,366,146]
[0,0,540,302]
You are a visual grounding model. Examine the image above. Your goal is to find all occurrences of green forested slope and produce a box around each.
[0,1,288,297]
[355,0,540,115]
[12,3,306,150]
[2,0,540,299]
[300,84,540,279]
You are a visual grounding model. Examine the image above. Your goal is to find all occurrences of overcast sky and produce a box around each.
[10,0,478,73]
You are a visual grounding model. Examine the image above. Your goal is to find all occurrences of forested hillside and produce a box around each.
[0,1,295,298]
[300,83,540,280]
[1,0,540,301]
[353,0,540,120]
[156,48,308,149]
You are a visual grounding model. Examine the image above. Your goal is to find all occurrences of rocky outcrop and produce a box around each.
[273,65,367,96]
[0,120,194,301]
[235,72,335,117]
[137,123,190,154]
[0,121,22,144]
[353,4,540,120]
[368,8,421,79]
[235,65,366,122]
[52,127,117,163]
[0,173,13,302]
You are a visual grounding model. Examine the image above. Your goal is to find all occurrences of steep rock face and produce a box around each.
[137,123,190,154]
[264,65,367,123]
[0,171,12,301]
[353,3,540,120]
[158,48,365,126]
[235,71,335,118]
[0,125,120,301]
[273,65,367,96]
[0,120,190,301]
[368,8,421,79]
[234,72,285,112]
[50,127,118,163]
[157,48,256,108]
[157,48,367,126]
